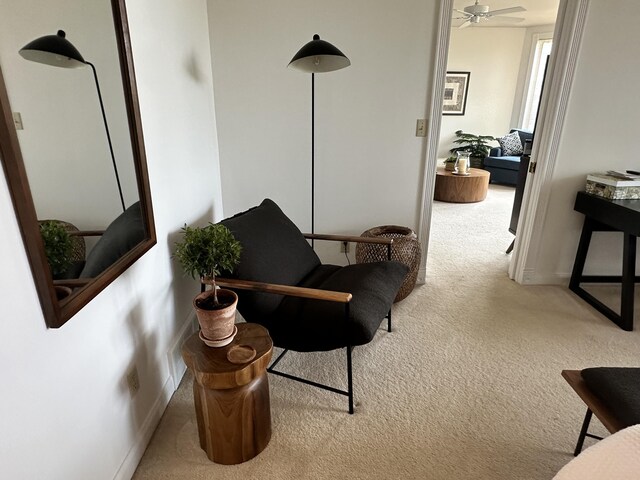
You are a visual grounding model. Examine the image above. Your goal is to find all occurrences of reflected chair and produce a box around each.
[562,368,640,455]
[207,199,409,413]
[44,201,146,290]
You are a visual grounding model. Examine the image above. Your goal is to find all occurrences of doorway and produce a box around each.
[417,0,590,284]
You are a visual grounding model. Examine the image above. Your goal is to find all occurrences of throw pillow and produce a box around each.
[497,131,523,156]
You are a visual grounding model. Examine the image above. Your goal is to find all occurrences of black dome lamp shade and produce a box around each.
[19,30,86,68]
[288,34,351,73]
[18,29,126,212]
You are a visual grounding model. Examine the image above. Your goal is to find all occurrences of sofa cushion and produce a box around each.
[271,261,409,351]
[497,131,523,156]
[220,198,321,322]
[582,367,640,428]
[483,155,521,170]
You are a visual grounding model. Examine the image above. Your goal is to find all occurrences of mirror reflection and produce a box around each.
[0,0,154,324]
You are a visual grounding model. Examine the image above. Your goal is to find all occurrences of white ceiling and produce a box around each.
[452,0,560,28]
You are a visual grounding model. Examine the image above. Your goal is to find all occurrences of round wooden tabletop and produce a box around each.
[434,167,490,203]
[182,322,273,390]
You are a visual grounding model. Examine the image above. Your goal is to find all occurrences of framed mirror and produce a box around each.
[0,0,156,328]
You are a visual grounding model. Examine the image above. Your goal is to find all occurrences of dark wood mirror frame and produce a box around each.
[0,0,156,328]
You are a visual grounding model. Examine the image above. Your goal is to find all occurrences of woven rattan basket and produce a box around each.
[355,225,421,302]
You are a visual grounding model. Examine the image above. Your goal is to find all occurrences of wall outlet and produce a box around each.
[340,241,350,253]
[415,118,427,137]
[126,366,140,397]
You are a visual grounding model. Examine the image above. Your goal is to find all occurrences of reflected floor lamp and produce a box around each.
[288,34,350,243]
[19,30,126,213]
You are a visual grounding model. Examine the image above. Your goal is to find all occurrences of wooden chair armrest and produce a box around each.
[204,277,352,303]
[70,230,105,237]
[303,233,394,245]
[561,369,625,434]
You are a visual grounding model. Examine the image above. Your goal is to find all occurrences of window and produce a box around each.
[521,37,553,132]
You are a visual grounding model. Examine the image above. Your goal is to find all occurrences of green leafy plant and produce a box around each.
[39,220,73,276]
[173,223,242,305]
[449,130,496,167]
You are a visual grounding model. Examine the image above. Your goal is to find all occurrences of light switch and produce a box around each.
[13,112,23,130]
[415,119,427,137]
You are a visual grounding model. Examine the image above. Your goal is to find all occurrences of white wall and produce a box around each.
[527,0,640,282]
[207,0,438,264]
[438,27,526,159]
[0,0,223,479]
[0,0,137,230]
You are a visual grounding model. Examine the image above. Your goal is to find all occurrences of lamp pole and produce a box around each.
[288,34,350,248]
[87,62,125,212]
[311,72,315,240]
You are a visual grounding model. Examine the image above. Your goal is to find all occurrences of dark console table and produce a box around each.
[570,191,640,331]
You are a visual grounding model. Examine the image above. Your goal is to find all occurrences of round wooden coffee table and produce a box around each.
[434,167,490,203]
[182,323,273,465]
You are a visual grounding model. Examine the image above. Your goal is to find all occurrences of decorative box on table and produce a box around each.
[585,172,640,200]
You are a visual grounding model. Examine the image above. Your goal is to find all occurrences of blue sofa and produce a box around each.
[484,129,533,186]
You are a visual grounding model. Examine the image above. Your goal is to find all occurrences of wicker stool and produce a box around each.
[355,225,421,302]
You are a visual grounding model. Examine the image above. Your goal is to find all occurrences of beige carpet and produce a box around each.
[133,185,640,479]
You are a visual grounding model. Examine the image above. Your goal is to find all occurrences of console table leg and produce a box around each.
[621,233,636,331]
[569,218,593,291]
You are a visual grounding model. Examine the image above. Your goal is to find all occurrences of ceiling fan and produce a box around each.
[454,1,526,28]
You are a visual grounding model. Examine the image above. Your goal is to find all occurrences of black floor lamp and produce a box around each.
[19,30,126,213]
[288,34,350,241]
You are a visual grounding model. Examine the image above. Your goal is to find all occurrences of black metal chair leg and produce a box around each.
[387,308,392,332]
[574,408,593,456]
[347,346,354,414]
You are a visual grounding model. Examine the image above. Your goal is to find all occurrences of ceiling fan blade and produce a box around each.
[487,6,526,16]
[458,19,472,29]
[487,15,525,23]
[453,9,472,16]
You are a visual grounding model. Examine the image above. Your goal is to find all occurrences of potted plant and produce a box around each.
[174,223,242,346]
[449,130,496,168]
[443,156,457,171]
[39,220,73,277]
[40,220,75,300]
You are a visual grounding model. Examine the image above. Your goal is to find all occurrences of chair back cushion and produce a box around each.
[220,199,320,321]
[80,201,146,278]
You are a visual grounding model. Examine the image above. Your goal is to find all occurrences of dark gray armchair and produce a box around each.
[208,199,408,413]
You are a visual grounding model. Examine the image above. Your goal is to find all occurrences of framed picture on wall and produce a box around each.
[443,71,470,116]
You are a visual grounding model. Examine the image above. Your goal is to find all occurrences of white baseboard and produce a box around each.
[417,267,426,285]
[113,375,174,480]
[521,269,570,285]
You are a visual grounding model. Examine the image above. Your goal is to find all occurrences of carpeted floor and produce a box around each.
[133,185,640,479]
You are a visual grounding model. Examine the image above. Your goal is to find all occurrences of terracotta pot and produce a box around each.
[193,289,238,343]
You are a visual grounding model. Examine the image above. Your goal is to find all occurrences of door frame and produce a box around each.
[417,0,590,284]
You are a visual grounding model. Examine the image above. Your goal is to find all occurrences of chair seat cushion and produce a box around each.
[582,367,640,427]
[270,261,409,351]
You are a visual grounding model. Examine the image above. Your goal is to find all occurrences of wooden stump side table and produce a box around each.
[434,167,490,203]
[182,323,273,465]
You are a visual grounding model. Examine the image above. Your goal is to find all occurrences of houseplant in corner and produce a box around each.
[39,220,74,300]
[449,130,496,168]
[174,223,242,347]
